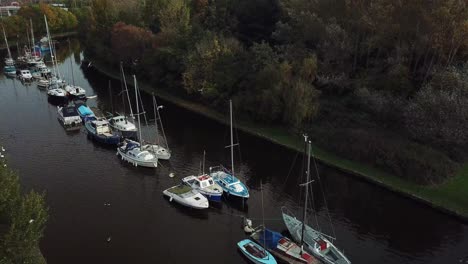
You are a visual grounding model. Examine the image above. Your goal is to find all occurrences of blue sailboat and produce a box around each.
[210,100,249,199]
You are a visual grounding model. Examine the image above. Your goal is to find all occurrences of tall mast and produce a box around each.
[44,15,57,77]
[134,75,143,143]
[152,94,160,146]
[261,180,267,255]
[68,40,75,86]
[1,24,12,59]
[300,135,312,248]
[120,62,134,119]
[30,18,35,53]
[230,99,234,178]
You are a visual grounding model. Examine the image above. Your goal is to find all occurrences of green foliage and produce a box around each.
[76,0,468,183]
[0,161,48,264]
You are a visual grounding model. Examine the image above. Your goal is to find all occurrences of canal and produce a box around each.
[0,41,467,264]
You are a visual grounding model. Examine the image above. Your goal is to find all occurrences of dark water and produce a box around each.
[1,43,467,264]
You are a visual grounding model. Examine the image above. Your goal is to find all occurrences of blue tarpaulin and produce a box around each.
[257,228,283,249]
[78,105,94,117]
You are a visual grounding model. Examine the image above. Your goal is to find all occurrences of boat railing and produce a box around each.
[209,165,232,175]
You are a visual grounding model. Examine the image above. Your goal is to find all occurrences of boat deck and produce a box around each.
[167,185,192,195]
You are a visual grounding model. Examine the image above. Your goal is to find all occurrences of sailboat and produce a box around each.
[116,75,158,168]
[44,15,67,103]
[140,94,171,160]
[108,62,137,139]
[282,136,351,264]
[2,24,16,77]
[209,100,249,199]
[26,19,42,67]
[238,181,277,264]
[64,40,86,99]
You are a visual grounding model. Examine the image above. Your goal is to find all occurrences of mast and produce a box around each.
[1,24,12,60]
[152,94,160,146]
[68,40,75,86]
[260,180,267,256]
[30,18,35,54]
[229,99,234,178]
[202,150,206,174]
[154,95,170,151]
[134,75,143,143]
[300,135,312,248]
[120,62,134,119]
[44,15,57,77]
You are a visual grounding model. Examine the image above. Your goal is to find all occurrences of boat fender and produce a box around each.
[169,197,173,202]
[243,217,254,233]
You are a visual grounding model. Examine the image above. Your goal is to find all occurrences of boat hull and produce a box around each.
[47,95,68,105]
[85,123,121,146]
[237,239,277,264]
[282,209,351,264]
[162,190,209,209]
[116,148,158,168]
[210,170,249,199]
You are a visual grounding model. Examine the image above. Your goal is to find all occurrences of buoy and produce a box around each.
[106,236,111,242]
[169,173,175,178]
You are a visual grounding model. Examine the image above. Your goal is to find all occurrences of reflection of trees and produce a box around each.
[323,169,464,255]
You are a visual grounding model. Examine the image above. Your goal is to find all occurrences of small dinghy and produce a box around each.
[237,239,277,264]
[18,69,33,81]
[163,184,209,209]
[116,139,158,168]
[57,104,82,131]
[84,118,121,145]
[182,174,223,202]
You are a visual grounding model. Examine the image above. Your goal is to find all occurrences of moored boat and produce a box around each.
[163,184,209,209]
[108,115,137,139]
[116,139,158,168]
[237,239,277,264]
[84,118,121,145]
[182,174,223,202]
[64,84,86,100]
[47,86,68,104]
[250,227,319,264]
[57,104,82,131]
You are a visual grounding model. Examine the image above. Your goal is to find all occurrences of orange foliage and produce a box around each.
[110,22,157,63]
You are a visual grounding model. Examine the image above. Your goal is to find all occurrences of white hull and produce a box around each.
[141,144,171,160]
[162,189,209,209]
[116,147,158,168]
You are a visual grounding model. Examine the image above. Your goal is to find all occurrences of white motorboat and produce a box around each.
[182,174,223,202]
[116,139,158,168]
[163,184,209,209]
[108,115,137,139]
[18,70,33,81]
[57,105,82,130]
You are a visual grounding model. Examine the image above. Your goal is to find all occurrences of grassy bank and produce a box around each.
[89,59,468,220]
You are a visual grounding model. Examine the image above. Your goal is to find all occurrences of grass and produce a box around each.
[90,59,468,220]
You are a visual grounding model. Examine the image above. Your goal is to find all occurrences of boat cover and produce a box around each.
[62,106,79,117]
[256,228,283,250]
[78,105,94,116]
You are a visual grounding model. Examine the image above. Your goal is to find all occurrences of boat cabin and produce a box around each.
[185,175,215,189]
[91,120,113,136]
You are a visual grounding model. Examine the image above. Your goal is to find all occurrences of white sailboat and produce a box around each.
[116,75,158,168]
[108,62,137,139]
[282,136,351,264]
[209,100,249,199]
[64,40,86,99]
[140,94,171,160]
[44,15,67,102]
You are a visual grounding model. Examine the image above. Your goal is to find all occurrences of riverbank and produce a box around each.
[88,58,468,221]
[0,31,77,51]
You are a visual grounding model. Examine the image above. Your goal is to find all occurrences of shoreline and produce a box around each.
[87,58,468,222]
[0,31,77,51]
